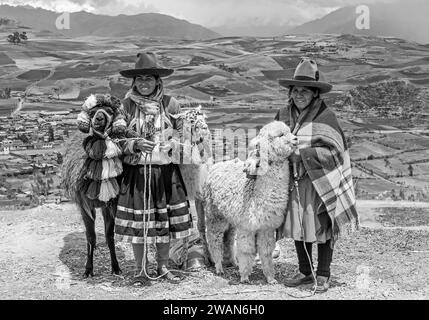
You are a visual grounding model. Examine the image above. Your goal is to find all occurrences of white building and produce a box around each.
[0,146,10,155]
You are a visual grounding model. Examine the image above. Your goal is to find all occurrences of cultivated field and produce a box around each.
[1,30,429,200]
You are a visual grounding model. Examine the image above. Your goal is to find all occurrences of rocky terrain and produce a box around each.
[1,200,429,300]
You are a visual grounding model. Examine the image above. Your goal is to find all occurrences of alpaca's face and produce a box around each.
[243,121,295,178]
[192,114,210,141]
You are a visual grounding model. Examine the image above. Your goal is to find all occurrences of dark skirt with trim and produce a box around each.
[114,163,193,244]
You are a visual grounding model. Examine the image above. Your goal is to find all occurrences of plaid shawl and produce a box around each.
[275,98,359,241]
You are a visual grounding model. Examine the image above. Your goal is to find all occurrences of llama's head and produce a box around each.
[243,121,295,178]
[173,105,212,164]
[178,105,210,142]
[77,94,126,139]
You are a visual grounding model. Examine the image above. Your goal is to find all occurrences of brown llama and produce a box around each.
[61,94,126,277]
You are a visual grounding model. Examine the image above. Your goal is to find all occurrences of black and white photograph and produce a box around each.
[0,0,428,304]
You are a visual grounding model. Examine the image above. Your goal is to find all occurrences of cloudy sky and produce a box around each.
[0,0,400,33]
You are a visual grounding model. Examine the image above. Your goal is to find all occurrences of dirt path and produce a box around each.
[1,200,429,300]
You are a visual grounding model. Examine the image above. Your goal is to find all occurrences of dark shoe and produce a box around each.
[284,272,315,287]
[313,276,330,293]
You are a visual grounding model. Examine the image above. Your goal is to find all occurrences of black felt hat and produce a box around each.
[119,52,174,78]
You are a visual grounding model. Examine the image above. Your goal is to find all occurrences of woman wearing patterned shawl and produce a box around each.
[114,52,193,283]
[275,58,359,293]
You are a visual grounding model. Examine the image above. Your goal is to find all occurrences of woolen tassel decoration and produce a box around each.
[77,111,91,133]
[112,114,126,133]
[85,158,97,179]
[113,157,123,176]
[82,158,93,177]
[83,137,106,160]
[99,180,115,202]
[109,158,120,178]
[101,159,112,180]
[102,158,121,180]
[77,111,90,125]
[86,180,100,200]
[108,178,119,198]
[77,110,90,122]
[82,94,97,112]
[86,159,103,180]
[109,177,120,195]
[94,160,104,180]
[90,140,107,160]
[113,117,126,127]
[83,137,95,158]
[104,139,121,159]
[78,121,90,133]
[112,158,122,177]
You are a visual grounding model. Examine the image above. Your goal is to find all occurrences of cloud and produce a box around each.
[140,0,333,27]
[124,0,400,27]
[0,0,158,15]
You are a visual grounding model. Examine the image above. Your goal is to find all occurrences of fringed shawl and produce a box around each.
[275,98,359,242]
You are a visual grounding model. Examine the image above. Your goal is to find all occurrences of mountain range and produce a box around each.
[1,2,428,44]
[0,4,220,40]
[287,0,429,44]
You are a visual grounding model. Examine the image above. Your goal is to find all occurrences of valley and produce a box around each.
[0,29,428,207]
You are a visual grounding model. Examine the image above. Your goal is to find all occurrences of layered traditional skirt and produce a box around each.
[280,163,332,244]
[114,163,193,244]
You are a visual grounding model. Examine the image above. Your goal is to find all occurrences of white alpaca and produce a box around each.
[203,121,295,284]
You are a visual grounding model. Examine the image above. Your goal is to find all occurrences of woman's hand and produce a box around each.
[289,148,301,163]
[139,102,159,115]
[290,134,298,147]
[134,138,156,153]
[288,134,301,162]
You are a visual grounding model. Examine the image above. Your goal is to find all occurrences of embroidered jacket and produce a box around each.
[119,95,181,165]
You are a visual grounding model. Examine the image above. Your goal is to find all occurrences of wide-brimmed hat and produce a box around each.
[119,52,174,78]
[278,58,332,94]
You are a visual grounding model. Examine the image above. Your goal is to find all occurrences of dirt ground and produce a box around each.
[1,200,429,300]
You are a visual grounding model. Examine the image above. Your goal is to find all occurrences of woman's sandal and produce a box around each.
[132,275,152,286]
[157,268,182,284]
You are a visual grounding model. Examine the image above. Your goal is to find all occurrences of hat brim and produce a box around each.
[278,79,332,94]
[119,68,174,78]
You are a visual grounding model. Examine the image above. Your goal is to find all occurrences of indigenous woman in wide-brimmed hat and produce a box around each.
[114,52,192,283]
[275,58,359,293]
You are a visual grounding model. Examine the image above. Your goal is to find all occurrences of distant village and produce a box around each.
[0,109,79,209]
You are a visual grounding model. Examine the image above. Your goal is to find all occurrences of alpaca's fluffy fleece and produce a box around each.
[203,121,295,284]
